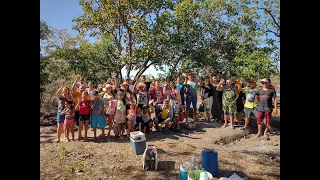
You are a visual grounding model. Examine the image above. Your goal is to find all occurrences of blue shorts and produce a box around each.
[128,120,137,124]
[186,95,197,110]
[244,107,258,118]
[91,115,106,129]
[79,114,90,121]
[57,113,65,124]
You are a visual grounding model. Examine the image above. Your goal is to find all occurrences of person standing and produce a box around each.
[255,79,277,138]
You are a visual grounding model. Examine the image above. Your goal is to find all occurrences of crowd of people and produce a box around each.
[55,69,278,143]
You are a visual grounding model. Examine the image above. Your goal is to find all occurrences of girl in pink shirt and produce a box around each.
[126,103,137,140]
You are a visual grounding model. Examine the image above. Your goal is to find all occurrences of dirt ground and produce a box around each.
[40,117,280,180]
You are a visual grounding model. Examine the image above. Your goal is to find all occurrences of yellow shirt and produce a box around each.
[242,87,259,109]
[161,108,169,119]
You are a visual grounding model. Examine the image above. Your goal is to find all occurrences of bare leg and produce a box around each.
[65,124,70,141]
[222,114,228,128]
[243,117,249,128]
[230,115,234,129]
[107,116,114,137]
[84,120,89,139]
[118,123,123,139]
[139,123,142,132]
[56,124,64,143]
[70,124,75,140]
[127,124,132,139]
[78,121,84,140]
[93,129,97,141]
[256,124,263,138]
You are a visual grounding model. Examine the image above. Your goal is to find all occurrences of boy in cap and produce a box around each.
[89,90,106,141]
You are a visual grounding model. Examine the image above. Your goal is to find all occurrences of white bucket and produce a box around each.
[187,171,213,180]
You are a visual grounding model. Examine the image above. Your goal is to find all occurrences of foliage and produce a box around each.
[40,0,280,110]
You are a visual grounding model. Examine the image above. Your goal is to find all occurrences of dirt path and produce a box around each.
[40,120,280,180]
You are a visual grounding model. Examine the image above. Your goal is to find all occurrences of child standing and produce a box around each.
[61,100,75,141]
[140,105,153,134]
[77,91,90,140]
[115,91,126,140]
[126,103,137,139]
[89,91,106,141]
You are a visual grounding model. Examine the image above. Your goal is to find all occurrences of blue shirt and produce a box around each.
[176,83,185,99]
[89,98,104,116]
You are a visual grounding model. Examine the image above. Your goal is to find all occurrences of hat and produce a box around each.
[92,90,99,95]
[117,91,124,95]
[248,80,255,83]
[143,104,149,109]
[105,84,112,88]
[125,76,131,81]
[137,83,146,88]
[121,82,129,86]
[260,78,269,83]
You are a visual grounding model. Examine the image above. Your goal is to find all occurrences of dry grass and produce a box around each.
[40,121,280,180]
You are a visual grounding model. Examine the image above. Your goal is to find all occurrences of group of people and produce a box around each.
[55,69,278,142]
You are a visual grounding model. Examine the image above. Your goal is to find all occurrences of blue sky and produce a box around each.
[40,0,164,78]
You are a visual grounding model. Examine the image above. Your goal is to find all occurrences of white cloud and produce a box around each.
[121,65,166,79]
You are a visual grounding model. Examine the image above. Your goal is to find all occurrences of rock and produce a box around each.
[220,143,224,145]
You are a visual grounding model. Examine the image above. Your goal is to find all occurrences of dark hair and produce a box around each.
[141,75,146,78]
[231,73,237,77]
[267,78,271,83]
[66,99,73,105]
[216,71,222,75]
[188,73,193,76]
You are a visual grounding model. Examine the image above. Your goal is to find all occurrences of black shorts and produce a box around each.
[138,104,145,109]
[236,99,244,112]
[79,114,90,121]
[158,117,166,123]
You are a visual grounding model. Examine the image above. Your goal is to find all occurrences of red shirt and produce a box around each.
[79,100,90,115]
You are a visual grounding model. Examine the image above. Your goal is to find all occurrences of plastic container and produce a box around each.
[187,170,213,180]
[180,162,193,180]
[130,131,146,155]
[201,149,220,176]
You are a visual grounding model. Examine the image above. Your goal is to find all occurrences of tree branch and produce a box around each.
[262,8,280,29]
[266,28,280,37]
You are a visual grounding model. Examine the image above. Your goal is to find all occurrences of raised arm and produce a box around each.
[56,86,63,99]
[72,75,81,94]
[216,79,225,91]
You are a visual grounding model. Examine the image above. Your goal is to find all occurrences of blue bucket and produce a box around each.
[201,149,220,176]
[180,162,192,180]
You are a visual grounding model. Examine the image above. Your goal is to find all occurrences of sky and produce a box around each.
[40,0,165,78]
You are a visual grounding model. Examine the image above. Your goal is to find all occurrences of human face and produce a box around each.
[216,73,222,79]
[170,82,175,89]
[261,82,268,88]
[204,80,209,86]
[118,94,124,100]
[79,85,85,93]
[93,93,99,100]
[188,74,193,81]
[141,76,146,82]
[81,92,88,99]
[138,86,144,91]
[155,80,160,87]
[177,78,182,84]
[163,101,169,108]
[231,75,237,82]
[226,80,232,88]
[212,76,217,84]
[249,82,256,88]
[137,107,142,114]
[88,82,94,89]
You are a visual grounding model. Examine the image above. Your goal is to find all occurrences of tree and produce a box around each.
[40,20,52,104]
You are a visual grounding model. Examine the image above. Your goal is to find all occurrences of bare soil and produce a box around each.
[40,119,280,180]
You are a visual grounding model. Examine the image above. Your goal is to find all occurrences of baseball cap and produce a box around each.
[92,90,99,95]
[260,78,269,83]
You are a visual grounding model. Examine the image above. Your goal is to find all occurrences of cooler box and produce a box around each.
[130,131,146,155]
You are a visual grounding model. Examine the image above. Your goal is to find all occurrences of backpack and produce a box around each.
[199,103,206,113]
